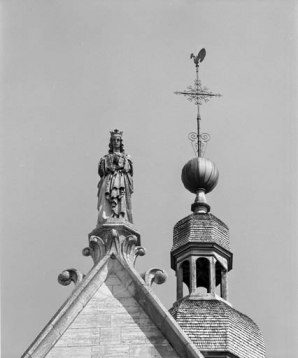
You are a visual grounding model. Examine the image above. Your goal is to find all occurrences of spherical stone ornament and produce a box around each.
[154,270,168,285]
[58,270,71,286]
[181,157,219,194]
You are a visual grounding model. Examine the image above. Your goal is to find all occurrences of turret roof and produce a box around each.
[170,299,265,358]
[172,213,231,252]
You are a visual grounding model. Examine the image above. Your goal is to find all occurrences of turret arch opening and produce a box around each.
[215,260,228,300]
[196,257,210,293]
[181,260,190,289]
[215,261,222,296]
[176,260,190,300]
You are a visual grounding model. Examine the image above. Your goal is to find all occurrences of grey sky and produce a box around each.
[1,1,298,357]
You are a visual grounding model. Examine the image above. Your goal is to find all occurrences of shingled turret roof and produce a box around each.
[169,299,265,358]
[172,213,231,252]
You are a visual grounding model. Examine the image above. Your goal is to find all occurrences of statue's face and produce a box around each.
[111,135,121,151]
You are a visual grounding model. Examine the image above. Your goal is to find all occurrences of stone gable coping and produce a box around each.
[21,253,204,358]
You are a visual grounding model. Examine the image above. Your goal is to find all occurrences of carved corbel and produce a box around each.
[82,235,105,264]
[121,234,146,265]
[58,269,85,287]
[82,229,146,266]
[82,229,121,264]
[133,246,146,264]
[141,268,168,287]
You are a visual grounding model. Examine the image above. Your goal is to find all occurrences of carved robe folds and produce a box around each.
[97,153,133,225]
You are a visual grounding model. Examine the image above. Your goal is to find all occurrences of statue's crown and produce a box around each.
[110,129,123,137]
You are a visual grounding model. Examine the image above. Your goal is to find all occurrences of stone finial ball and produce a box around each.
[181,157,219,194]
[154,270,168,285]
[58,270,71,286]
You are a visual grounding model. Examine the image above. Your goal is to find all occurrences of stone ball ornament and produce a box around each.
[181,157,219,213]
[154,270,168,285]
[58,269,85,286]
[58,270,71,286]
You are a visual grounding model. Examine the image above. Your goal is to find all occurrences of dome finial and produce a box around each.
[181,157,219,213]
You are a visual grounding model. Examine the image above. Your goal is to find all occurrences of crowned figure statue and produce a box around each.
[97,130,133,226]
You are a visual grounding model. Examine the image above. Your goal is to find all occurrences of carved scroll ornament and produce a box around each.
[141,268,168,287]
[58,269,85,287]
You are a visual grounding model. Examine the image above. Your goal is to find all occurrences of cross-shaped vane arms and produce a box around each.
[174,80,221,106]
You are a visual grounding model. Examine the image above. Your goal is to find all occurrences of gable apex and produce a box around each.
[22,251,203,358]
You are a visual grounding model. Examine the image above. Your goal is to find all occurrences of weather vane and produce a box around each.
[174,48,221,157]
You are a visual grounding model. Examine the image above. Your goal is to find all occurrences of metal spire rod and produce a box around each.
[196,63,201,155]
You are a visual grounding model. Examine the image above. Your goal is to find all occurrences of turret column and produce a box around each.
[221,269,229,301]
[190,256,197,295]
[176,264,183,301]
[209,256,216,294]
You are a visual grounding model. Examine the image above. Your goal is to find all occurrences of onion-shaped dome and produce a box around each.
[169,299,265,358]
[181,157,219,194]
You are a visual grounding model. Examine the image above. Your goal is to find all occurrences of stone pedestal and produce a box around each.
[89,218,141,246]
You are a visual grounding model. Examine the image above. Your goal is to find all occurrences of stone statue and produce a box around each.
[97,130,133,226]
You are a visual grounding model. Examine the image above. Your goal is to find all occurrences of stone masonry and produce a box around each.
[47,273,180,358]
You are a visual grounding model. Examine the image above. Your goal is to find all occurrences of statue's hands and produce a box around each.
[112,154,119,165]
[107,165,115,173]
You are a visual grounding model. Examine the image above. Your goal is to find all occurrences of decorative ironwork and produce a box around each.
[188,132,211,157]
[174,79,221,106]
[174,48,221,157]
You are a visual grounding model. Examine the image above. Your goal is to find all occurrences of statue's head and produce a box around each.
[109,129,125,153]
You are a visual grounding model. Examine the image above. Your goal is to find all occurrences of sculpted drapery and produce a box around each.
[97,130,133,226]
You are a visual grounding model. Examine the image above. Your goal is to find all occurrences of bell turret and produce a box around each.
[170,49,265,358]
